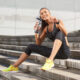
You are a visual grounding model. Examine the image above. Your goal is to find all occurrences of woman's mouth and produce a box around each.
[43,16,48,20]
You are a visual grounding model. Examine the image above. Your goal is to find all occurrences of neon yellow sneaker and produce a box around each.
[2,65,19,72]
[41,58,54,71]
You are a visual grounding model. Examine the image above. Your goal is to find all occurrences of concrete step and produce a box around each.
[0,49,80,69]
[70,50,80,59]
[0,44,80,59]
[0,43,53,51]
[0,55,80,80]
[0,75,4,80]
[69,42,80,50]
[0,41,35,46]
[68,31,80,37]
[0,35,35,42]
[0,65,45,80]
[68,37,80,42]
[0,35,80,49]
[0,44,26,51]
[0,41,80,49]
[0,35,80,42]
[0,41,53,48]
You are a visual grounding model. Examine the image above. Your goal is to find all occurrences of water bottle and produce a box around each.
[36,17,42,38]
[36,17,42,28]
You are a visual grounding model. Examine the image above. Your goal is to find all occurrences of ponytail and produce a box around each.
[41,19,48,31]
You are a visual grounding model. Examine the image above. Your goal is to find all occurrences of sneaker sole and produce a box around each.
[41,64,54,71]
[9,71,19,73]
[2,70,19,73]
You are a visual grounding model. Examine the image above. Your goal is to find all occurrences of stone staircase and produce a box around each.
[0,35,80,80]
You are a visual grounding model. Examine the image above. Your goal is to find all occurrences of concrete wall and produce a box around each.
[0,0,80,35]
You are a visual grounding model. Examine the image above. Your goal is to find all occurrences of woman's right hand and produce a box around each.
[34,22,39,33]
[34,22,41,33]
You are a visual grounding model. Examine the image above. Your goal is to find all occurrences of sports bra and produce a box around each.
[46,23,60,41]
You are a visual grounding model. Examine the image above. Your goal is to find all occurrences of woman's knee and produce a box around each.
[24,44,33,56]
[24,44,37,56]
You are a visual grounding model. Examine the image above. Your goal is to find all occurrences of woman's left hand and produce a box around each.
[51,17,59,23]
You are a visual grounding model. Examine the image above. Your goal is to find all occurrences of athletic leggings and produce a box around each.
[25,31,70,59]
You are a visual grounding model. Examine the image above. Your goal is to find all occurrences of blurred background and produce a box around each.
[0,0,80,36]
[0,1,80,80]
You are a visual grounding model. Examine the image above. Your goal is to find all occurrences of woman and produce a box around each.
[2,8,70,71]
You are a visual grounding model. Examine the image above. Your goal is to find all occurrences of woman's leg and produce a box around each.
[41,31,64,70]
[2,44,52,72]
[13,52,29,67]
[49,39,62,60]
[50,31,70,60]
[13,44,52,67]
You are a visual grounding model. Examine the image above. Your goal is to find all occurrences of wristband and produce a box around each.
[56,21,59,24]
[34,30,38,33]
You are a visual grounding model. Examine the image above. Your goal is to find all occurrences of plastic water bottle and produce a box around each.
[36,17,42,38]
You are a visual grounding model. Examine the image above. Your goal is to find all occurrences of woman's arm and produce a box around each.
[65,36,69,47]
[35,27,47,45]
[56,20,68,36]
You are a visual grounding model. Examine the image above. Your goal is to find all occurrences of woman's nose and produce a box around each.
[42,13,46,16]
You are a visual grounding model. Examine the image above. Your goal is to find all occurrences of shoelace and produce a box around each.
[46,59,53,63]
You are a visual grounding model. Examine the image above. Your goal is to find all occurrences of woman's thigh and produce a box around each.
[26,44,69,59]
[26,44,52,57]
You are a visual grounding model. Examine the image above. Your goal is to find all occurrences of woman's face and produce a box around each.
[40,8,51,21]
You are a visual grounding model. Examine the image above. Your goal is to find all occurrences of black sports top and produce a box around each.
[46,23,60,41]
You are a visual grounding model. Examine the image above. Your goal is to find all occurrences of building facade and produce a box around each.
[0,0,80,35]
